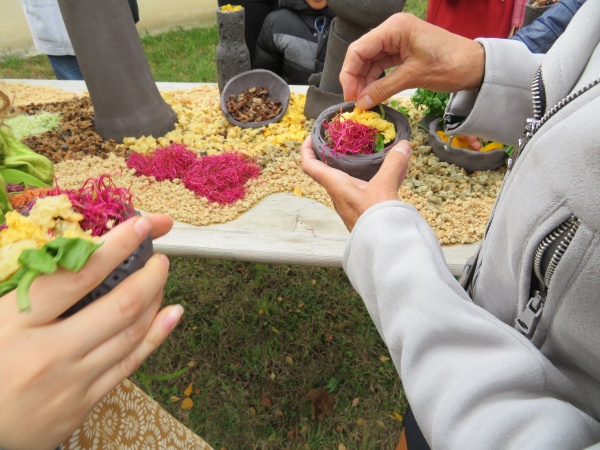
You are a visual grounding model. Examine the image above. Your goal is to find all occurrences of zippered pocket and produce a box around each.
[515,210,595,346]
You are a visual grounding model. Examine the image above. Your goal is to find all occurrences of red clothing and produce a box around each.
[426,0,516,39]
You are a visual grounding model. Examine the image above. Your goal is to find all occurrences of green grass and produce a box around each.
[0,4,433,446]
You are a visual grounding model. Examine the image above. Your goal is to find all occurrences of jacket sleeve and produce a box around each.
[343,201,600,449]
[511,0,587,54]
[252,14,284,74]
[444,38,544,145]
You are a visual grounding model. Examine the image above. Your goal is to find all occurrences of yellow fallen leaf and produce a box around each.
[187,360,198,367]
[376,420,386,429]
[357,418,367,426]
[169,396,181,403]
[184,383,193,397]
[249,407,257,417]
[393,411,403,423]
[380,355,391,362]
[271,326,279,334]
[293,186,303,197]
[285,356,294,364]
[181,397,194,410]
[339,444,347,450]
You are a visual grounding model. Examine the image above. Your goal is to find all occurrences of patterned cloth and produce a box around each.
[61,379,213,450]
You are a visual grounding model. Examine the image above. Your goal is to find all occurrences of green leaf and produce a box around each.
[374,133,385,153]
[7,237,102,312]
[410,89,450,118]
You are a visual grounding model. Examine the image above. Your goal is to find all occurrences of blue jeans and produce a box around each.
[47,55,84,80]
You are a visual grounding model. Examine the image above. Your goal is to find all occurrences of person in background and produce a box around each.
[20,0,139,81]
[426,0,516,39]
[511,0,587,52]
[218,0,279,64]
[253,0,335,85]
[301,1,600,448]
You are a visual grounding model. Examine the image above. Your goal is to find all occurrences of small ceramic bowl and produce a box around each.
[311,101,411,182]
[220,69,290,128]
[428,117,507,173]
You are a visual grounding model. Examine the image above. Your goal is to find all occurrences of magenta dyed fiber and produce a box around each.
[126,143,261,204]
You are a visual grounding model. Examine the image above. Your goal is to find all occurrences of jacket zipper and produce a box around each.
[515,215,581,338]
[468,71,600,297]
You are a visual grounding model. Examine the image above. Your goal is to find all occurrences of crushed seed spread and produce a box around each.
[5,83,505,245]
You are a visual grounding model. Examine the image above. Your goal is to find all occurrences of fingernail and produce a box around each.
[394,140,412,156]
[159,253,170,269]
[164,304,184,330]
[357,95,374,110]
[134,216,151,238]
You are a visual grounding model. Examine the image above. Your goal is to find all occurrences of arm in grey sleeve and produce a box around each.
[343,201,600,449]
[444,38,545,146]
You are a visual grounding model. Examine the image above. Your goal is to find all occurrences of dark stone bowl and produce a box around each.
[428,117,507,173]
[311,101,411,182]
[220,69,291,128]
[60,212,153,318]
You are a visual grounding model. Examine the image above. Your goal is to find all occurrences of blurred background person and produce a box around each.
[21,0,139,81]
[253,0,335,85]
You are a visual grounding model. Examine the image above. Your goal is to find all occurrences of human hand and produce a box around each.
[0,214,180,450]
[340,13,485,110]
[301,137,412,232]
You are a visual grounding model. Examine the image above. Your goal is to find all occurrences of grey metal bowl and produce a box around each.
[220,69,290,128]
[428,117,507,173]
[311,101,411,182]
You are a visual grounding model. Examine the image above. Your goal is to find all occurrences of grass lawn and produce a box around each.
[1,2,429,447]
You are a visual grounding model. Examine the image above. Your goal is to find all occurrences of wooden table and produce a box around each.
[6,79,478,274]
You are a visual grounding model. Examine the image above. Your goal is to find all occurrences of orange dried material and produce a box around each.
[8,188,49,213]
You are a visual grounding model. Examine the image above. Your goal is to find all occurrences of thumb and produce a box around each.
[370,140,412,192]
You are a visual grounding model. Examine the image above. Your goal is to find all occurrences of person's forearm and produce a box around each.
[344,201,600,449]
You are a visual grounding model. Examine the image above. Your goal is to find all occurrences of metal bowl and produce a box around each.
[220,69,290,128]
[311,101,411,182]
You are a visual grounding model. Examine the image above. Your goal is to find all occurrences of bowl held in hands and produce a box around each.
[311,101,411,182]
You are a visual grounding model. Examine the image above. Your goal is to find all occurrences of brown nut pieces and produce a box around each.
[226,86,283,123]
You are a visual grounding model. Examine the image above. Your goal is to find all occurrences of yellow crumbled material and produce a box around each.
[341,108,396,143]
[0,195,94,282]
[220,4,242,12]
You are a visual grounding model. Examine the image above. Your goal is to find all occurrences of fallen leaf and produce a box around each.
[271,326,279,334]
[393,411,403,423]
[352,397,360,407]
[285,356,294,364]
[293,186,303,197]
[270,372,276,381]
[249,407,256,417]
[195,388,201,395]
[303,387,336,421]
[187,360,198,367]
[275,408,284,417]
[376,420,386,429]
[184,383,193,397]
[335,425,343,432]
[357,417,367,427]
[325,332,333,343]
[380,355,391,362]
[180,397,194,410]
[286,424,299,439]
[261,395,272,408]
[339,445,347,450]
[169,396,181,403]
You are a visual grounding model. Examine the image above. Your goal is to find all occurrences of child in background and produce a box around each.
[253,0,335,85]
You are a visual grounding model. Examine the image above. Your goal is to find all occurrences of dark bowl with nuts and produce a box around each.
[220,69,291,128]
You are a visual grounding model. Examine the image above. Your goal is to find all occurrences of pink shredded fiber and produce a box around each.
[126,143,261,204]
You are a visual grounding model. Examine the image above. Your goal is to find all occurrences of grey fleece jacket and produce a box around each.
[343,0,600,448]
